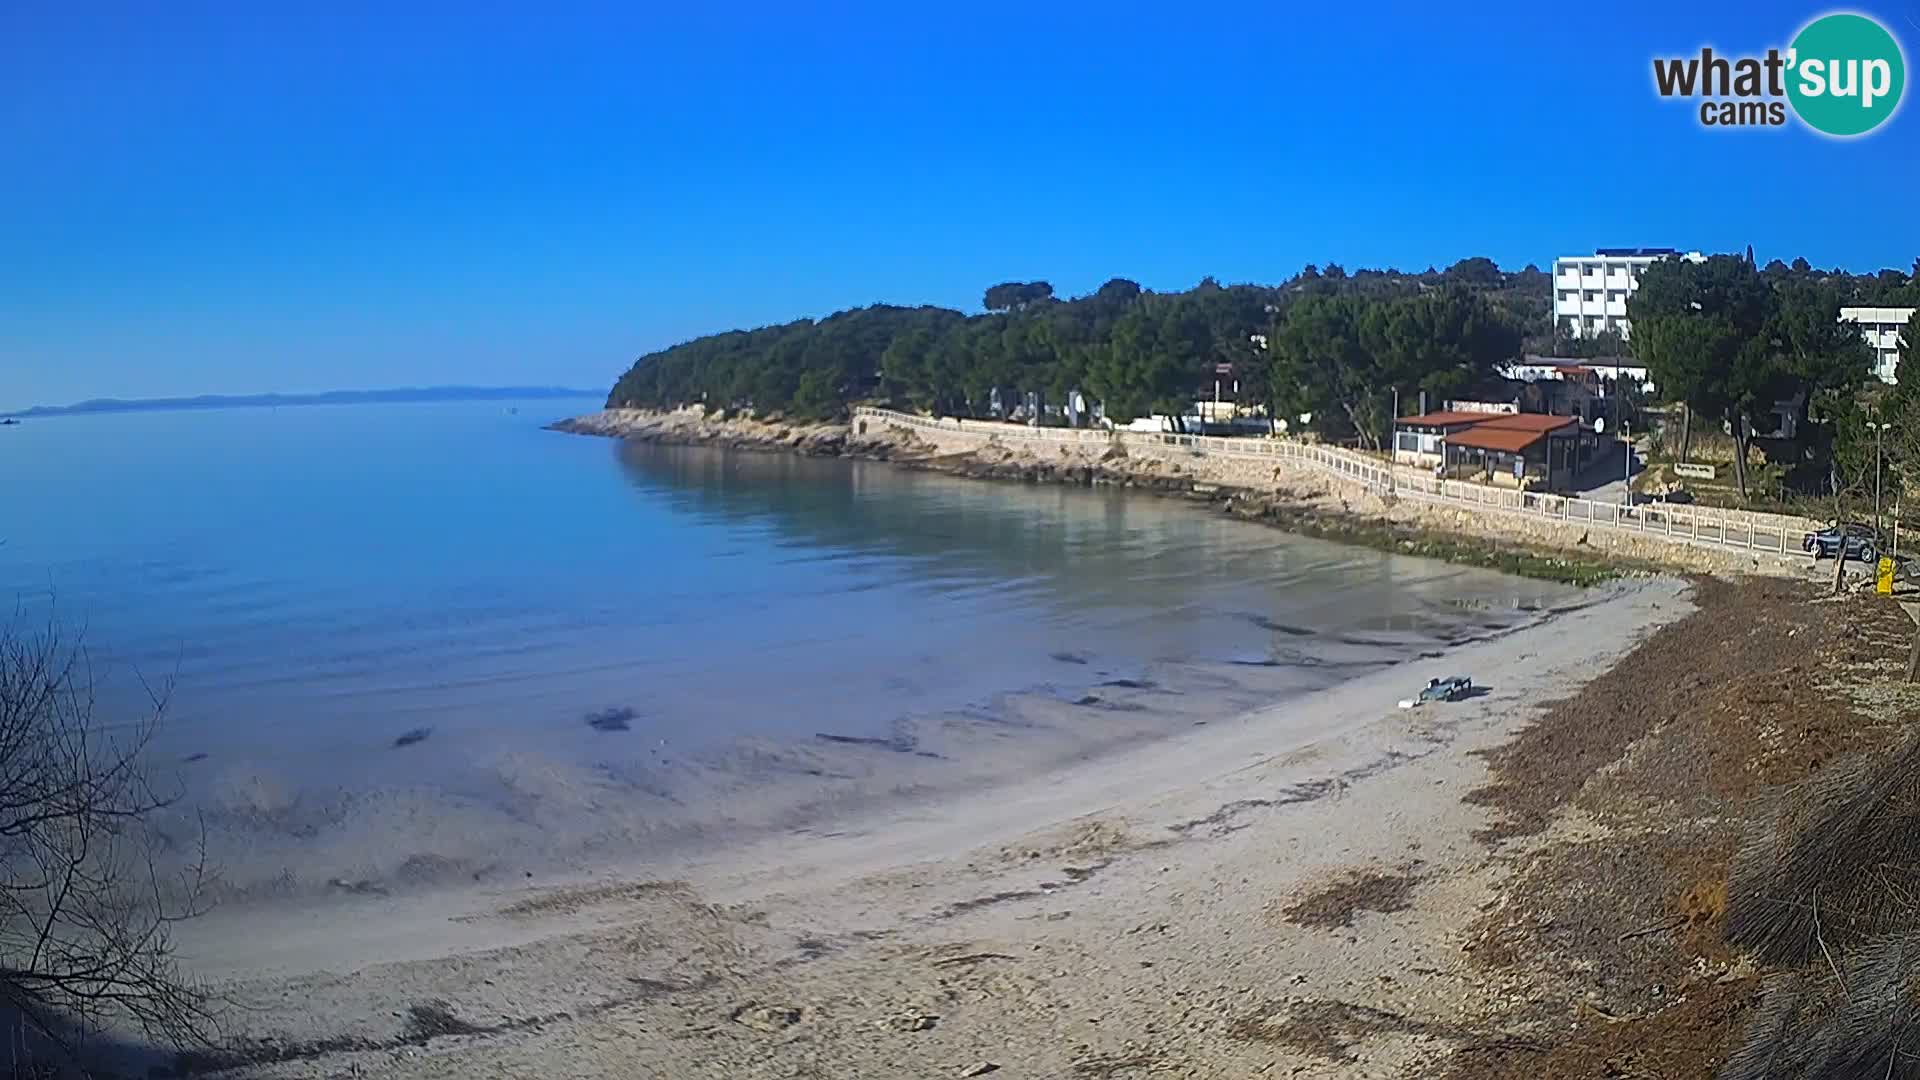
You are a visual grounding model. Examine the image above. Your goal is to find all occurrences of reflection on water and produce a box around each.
[0,406,1576,771]
[616,441,1567,655]
[0,403,1585,895]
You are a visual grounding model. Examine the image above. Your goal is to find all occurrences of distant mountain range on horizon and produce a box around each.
[1,385,603,420]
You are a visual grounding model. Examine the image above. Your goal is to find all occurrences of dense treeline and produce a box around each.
[1269,287,1522,450]
[610,260,1545,441]
[1630,256,1920,499]
[606,257,1920,453]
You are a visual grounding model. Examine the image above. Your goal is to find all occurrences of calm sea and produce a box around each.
[0,399,1576,894]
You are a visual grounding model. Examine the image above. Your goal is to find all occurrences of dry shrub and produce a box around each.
[1727,731,1920,966]
[1722,931,1920,1079]
[1719,971,1839,1080]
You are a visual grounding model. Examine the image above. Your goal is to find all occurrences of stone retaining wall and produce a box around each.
[851,409,1806,576]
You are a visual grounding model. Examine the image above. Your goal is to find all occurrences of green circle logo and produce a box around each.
[1787,12,1906,136]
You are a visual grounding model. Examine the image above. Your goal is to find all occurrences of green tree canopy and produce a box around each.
[1267,294,1382,445]
[1443,257,1504,289]
[982,281,1054,312]
[1094,278,1143,305]
[1630,256,1872,495]
[1267,289,1518,449]
[602,254,1907,466]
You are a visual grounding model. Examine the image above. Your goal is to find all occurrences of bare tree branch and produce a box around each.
[0,617,216,1063]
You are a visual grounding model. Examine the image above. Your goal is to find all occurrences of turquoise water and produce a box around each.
[0,399,1576,893]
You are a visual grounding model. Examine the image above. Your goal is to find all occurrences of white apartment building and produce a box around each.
[1552,247,1705,339]
[1840,306,1916,384]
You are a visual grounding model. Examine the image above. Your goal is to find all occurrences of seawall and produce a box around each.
[553,406,1813,578]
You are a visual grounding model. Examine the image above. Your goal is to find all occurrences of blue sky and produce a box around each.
[4,2,1918,409]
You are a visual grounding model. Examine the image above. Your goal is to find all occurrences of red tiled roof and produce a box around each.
[1446,426,1551,453]
[1395,410,1497,427]
[1477,412,1579,433]
[1397,410,1579,434]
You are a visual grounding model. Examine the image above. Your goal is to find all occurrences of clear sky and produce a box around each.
[4,2,1918,409]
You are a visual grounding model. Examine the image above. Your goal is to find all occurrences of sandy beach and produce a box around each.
[168,575,1697,1078]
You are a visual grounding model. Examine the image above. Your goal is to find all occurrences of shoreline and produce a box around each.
[113,411,1895,1079]
[141,467,1587,913]
[173,584,1583,961]
[167,576,1692,1078]
[548,407,1754,584]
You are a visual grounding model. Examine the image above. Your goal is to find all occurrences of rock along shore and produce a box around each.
[550,407,1794,581]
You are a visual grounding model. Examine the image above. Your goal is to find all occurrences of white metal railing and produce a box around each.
[851,407,1817,560]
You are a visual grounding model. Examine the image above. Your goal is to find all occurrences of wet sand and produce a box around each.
[169,576,1691,1078]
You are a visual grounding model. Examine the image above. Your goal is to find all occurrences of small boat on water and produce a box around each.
[0,418,19,426]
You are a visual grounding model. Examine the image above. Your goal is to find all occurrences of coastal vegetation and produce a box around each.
[608,261,1554,435]
[607,257,1918,501]
[1628,255,1886,499]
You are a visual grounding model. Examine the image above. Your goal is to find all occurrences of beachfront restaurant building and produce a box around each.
[1393,410,1586,491]
[1390,410,1493,469]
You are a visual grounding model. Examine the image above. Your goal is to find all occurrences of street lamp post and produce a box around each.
[1621,418,1632,507]
[1869,419,1893,547]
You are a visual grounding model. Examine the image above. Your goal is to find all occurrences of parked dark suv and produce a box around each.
[1804,522,1879,562]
